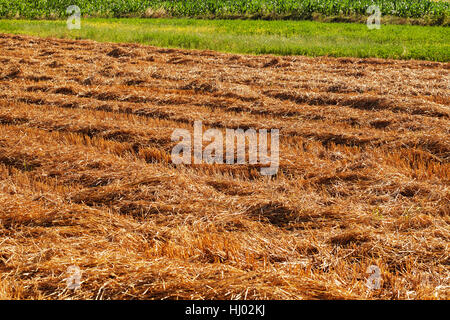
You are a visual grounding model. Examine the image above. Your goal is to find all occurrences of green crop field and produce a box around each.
[0,0,449,25]
[0,1,448,61]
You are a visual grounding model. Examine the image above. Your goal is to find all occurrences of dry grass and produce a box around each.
[0,33,448,300]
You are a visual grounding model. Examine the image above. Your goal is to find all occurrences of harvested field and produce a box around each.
[0,33,449,300]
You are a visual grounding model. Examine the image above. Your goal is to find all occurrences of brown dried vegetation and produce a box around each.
[0,33,448,300]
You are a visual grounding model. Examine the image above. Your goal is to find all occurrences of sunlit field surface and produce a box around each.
[0,1,449,301]
[0,32,448,299]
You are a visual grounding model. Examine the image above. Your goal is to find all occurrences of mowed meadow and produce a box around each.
[0,0,449,300]
[0,33,448,299]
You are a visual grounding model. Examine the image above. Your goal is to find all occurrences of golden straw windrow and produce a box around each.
[0,33,448,300]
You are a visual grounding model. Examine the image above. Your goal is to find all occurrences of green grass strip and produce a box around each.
[0,18,448,61]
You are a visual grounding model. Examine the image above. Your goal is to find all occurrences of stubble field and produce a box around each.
[0,33,448,299]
